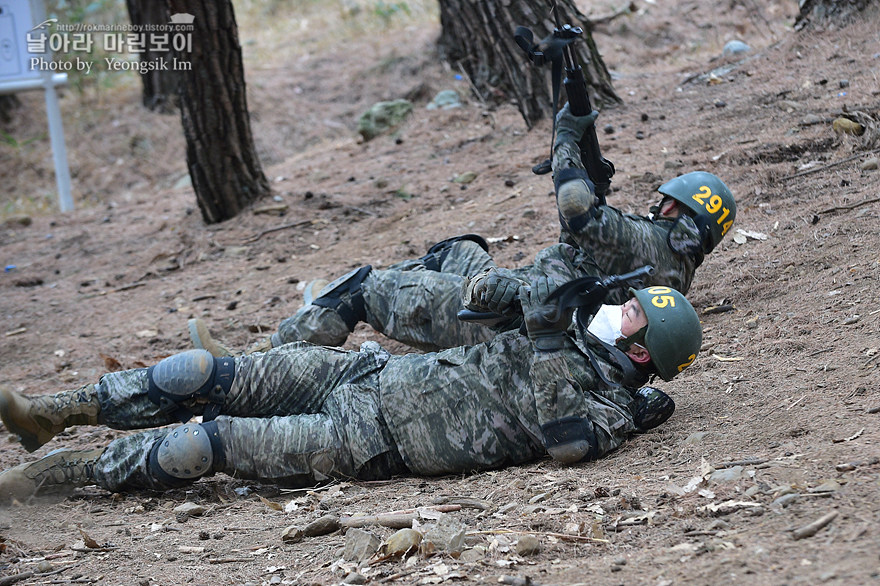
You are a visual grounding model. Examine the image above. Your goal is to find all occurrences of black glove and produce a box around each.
[519,277,573,352]
[461,268,525,315]
[554,102,600,149]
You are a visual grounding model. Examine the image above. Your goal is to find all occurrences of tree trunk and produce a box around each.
[126,0,178,112]
[167,0,270,224]
[795,0,876,29]
[437,0,619,129]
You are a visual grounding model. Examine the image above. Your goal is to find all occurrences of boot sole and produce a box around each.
[0,391,45,453]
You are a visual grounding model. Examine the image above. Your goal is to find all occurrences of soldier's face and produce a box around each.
[657,197,680,218]
[620,298,648,338]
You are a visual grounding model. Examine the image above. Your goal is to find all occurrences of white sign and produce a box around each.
[0,1,39,82]
[0,0,72,212]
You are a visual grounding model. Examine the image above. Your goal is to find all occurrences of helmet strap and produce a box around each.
[576,321,647,389]
[691,213,716,253]
[615,326,655,375]
[614,325,647,354]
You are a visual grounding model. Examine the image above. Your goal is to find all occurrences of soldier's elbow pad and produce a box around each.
[631,386,676,431]
[547,440,591,464]
[541,416,598,464]
[554,168,597,233]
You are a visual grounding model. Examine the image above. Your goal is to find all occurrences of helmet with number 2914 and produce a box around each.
[658,171,736,252]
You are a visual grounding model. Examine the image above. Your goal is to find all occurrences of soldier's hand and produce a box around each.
[519,277,573,352]
[554,102,599,146]
[461,268,525,315]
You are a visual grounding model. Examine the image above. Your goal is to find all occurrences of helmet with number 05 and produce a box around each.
[658,171,736,253]
[629,287,702,382]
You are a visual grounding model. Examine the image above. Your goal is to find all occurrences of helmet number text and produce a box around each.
[677,353,697,373]
[646,286,676,309]
[691,186,734,236]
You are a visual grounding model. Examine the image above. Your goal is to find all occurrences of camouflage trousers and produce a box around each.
[90,342,405,492]
[275,239,498,352]
[274,243,602,355]
[271,140,592,352]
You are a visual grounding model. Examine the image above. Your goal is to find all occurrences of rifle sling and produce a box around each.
[573,313,644,390]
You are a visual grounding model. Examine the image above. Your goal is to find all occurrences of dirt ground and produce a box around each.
[1,0,879,584]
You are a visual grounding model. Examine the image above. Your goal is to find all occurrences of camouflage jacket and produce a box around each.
[379,328,642,476]
[558,205,703,303]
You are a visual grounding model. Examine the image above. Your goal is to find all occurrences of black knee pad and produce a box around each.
[146,350,235,423]
[419,234,489,271]
[311,265,372,331]
[147,421,225,487]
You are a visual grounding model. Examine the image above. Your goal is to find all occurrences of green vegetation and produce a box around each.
[236,0,437,61]
[43,0,134,95]
[1,130,46,149]
[373,1,411,26]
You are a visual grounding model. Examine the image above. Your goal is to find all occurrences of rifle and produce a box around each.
[458,265,654,325]
[514,2,615,206]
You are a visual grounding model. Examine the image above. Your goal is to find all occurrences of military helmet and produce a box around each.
[658,171,736,252]
[629,286,702,381]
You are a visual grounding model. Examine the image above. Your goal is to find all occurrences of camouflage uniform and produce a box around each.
[551,139,702,298]
[271,140,702,352]
[276,240,497,352]
[84,326,642,492]
[274,220,700,352]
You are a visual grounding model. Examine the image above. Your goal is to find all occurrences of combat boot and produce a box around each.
[188,318,237,358]
[0,448,104,503]
[0,385,101,453]
[302,279,330,305]
[244,337,274,354]
[417,235,489,272]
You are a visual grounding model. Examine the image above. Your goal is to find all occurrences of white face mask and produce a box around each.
[586,304,623,345]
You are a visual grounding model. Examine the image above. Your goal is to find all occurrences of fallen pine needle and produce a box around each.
[467,528,608,543]
[243,220,312,243]
[711,353,744,362]
[833,427,865,443]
